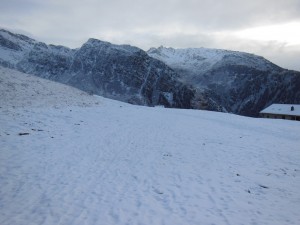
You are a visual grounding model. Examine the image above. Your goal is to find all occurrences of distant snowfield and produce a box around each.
[1,67,300,225]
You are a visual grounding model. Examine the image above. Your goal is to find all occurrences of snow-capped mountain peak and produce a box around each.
[147,46,299,116]
[84,38,143,55]
[148,46,280,75]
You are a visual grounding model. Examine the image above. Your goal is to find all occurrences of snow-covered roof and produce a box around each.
[260,104,300,116]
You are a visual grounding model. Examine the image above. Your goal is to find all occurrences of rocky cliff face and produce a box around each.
[0,29,197,109]
[63,38,197,107]
[148,47,300,116]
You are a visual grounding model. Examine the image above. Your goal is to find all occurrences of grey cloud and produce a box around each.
[0,0,299,70]
[2,0,300,31]
[0,0,42,13]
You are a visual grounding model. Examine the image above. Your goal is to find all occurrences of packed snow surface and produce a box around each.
[1,67,300,225]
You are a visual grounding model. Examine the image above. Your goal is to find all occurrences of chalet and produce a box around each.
[260,104,300,121]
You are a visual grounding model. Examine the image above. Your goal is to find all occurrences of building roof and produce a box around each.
[260,104,300,116]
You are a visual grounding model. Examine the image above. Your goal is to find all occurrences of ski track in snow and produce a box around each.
[1,68,300,225]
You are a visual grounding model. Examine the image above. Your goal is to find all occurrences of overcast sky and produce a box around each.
[1,0,300,70]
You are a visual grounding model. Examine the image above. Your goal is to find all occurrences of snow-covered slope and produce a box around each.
[1,65,300,225]
[0,66,101,108]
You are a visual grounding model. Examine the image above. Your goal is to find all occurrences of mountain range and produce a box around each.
[1,28,299,116]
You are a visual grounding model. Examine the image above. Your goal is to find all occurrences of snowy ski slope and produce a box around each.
[1,67,300,225]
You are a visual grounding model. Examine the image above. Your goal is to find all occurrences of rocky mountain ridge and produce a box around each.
[0,29,199,109]
[148,46,300,116]
[1,29,299,116]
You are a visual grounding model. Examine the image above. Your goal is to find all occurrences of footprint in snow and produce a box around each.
[153,186,164,194]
